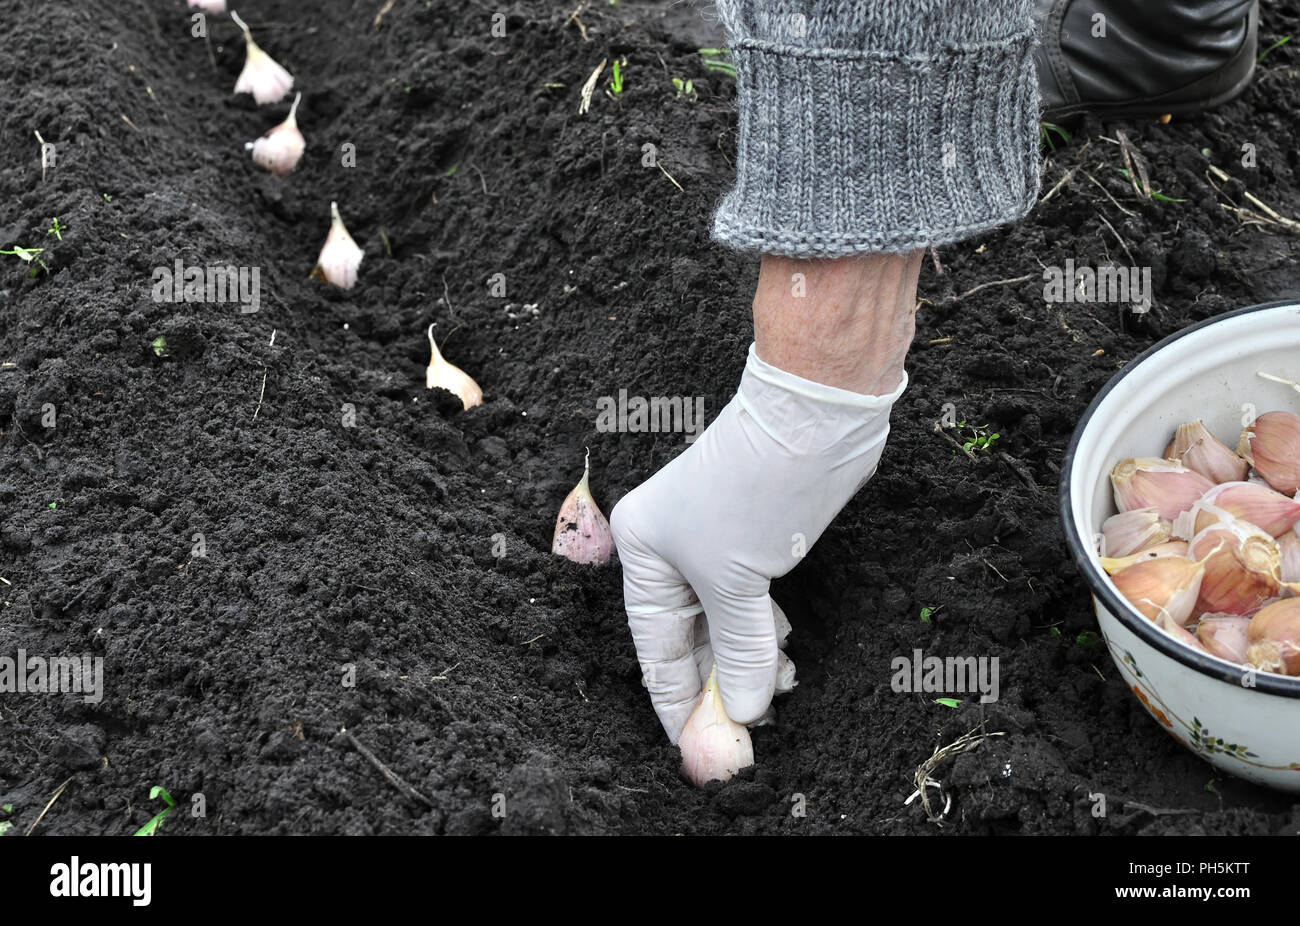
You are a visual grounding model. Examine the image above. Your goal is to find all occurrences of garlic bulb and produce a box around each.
[1111,458,1214,520]
[231,10,294,104]
[1239,411,1300,496]
[552,450,613,565]
[1187,517,1281,616]
[1111,556,1205,626]
[1101,507,1172,558]
[425,324,483,410]
[678,665,754,788]
[245,92,305,176]
[1245,598,1300,676]
[311,202,363,289]
[1164,420,1248,484]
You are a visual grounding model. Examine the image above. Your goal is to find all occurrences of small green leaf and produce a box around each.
[0,821,11,836]
[934,697,961,708]
[1,804,12,814]
[919,606,933,623]
[1048,626,1061,637]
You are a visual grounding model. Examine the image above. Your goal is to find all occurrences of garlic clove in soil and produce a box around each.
[425,324,483,410]
[311,202,363,289]
[1098,540,1188,576]
[552,450,613,565]
[1196,613,1252,663]
[1164,420,1248,484]
[678,665,755,788]
[1187,517,1281,616]
[245,92,305,176]
[188,0,227,12]
[1175,482,1300,539]
[1239,411,1300,497]
[1101,507,1172,558]
[1111,457,1214,520]
[1245,598,1300,676]
[1111,556,1205,626]
[231,10,294,104]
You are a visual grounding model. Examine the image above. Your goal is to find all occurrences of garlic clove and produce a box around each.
[552,450,613,565]
[1111,457,1214,520]
[1182,481,1300,538]
[1164,419,1248,484]
[1155,611,1209,654]
[1278,529,1300,587]
[1245,598,1300,675]
[775,650,797,695]
[245,92,305,176]
[1100,507,1172,558]
[311,201,364,289]
[188,0,227,12]
[678,665,755,788]
[1111,556,1205,626]
[231,10,294,104]
[1187,517,1281,616]
[1195,613,1252,663]
[1098,540,1188,575]
[425,324,483,410]
[1238,411,1300,497]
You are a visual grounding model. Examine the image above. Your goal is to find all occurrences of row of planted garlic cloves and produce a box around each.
[1102,407,1300,676]
[195,0,747,790]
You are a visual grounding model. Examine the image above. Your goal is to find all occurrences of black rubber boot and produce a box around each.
[1035,0,1259,121]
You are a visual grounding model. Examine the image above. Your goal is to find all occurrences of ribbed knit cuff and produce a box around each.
[712,32,1042,258]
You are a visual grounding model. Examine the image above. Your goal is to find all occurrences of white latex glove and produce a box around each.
[610,342,908,743]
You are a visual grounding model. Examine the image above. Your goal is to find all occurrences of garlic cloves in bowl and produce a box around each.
[246,92,304,176]
[230,10,294,104]
[552,450,613,565]
[425,324,482,410]
[1245,598,1300,676]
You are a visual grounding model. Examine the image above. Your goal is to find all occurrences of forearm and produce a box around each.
[752,252,923,395]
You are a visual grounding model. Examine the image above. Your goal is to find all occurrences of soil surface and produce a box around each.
[2,0,1300,835]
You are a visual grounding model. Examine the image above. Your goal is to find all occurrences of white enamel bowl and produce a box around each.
[1061,300,1300,791]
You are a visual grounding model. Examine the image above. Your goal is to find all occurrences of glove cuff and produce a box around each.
[745,342,908,408]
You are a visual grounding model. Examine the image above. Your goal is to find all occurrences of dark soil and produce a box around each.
[2,0,1300,835]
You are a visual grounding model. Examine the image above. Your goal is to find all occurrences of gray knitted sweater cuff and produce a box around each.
[711,1,1042,258]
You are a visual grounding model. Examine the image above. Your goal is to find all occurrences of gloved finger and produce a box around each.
[612,494,706,744]
[693,600,795,692]
[683,571,779,725]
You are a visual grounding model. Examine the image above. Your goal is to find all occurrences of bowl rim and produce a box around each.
[1060,298,1300,698]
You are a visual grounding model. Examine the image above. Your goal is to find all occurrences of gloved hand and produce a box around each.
[610,342,908,743]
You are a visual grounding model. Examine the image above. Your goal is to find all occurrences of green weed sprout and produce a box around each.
[1117,168,1186,203]
[698,48,736,78]
[134,786,177,836]
[672,76,695,100]
[1258,35,1291,63]
[1039,121,1071,151]
[1,246,49,277]
[610,59,625,95]
[954,419,1000,454]
[48,217,64,241]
